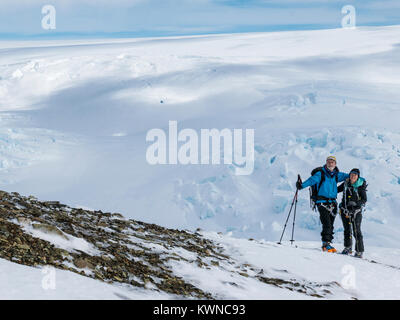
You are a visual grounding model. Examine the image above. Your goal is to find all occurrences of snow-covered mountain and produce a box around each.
[1,25,400,250]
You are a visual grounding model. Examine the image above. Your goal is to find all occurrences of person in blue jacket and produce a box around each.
[296,156,349,253]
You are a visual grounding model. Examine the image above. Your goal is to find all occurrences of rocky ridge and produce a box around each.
[0,190,342,299]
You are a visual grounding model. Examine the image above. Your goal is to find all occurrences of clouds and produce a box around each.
[0,0,399,37]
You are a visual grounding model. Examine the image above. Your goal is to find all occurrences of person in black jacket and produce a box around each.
[337,168,367,258]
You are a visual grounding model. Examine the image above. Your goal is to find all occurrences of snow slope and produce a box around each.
[0,257,171,300]
[2,232,400,300]
[197,234,400,300]
[0,26,400,249]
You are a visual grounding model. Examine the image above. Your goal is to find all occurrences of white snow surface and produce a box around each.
[0,26,400,299]
[1,231,400,299]
[0,257,172,300]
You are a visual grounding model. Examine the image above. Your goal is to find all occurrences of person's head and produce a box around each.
[326,156,337,171]
[349,168,360,184]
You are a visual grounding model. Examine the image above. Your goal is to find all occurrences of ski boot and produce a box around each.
[341,247,352,255]
[354,252,363,259]
[322,242,337,253]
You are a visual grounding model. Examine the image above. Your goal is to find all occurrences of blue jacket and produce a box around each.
[302,165,349,203]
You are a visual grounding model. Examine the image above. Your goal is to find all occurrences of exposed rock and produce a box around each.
[73,257,95,270]
[0,189,222,298]
[16,243,30,250]
[0,189,334,299]
[17,217,32,225]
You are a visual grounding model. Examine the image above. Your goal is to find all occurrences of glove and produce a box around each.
[296,180,302,190]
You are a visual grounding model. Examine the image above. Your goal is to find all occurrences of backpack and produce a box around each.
[309,166,339,211]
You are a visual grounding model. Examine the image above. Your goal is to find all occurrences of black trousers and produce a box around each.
[317,202,337,243]
[341,211,364,252]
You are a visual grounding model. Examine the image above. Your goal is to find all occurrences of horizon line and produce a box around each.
[1,22,399,41]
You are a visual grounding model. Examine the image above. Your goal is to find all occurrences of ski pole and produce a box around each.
[278,188,299,245]
[290,189,298,245]
[290,175,301,245]
[348,213,353,249]
[352,211,359,252]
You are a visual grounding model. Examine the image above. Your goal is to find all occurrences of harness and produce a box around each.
[341,179,364,218]
[318,202,337,216]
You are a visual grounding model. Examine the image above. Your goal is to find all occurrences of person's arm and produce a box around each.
[337,182,344,193]
[358,181,367,207]
[301,171,321,189]
[337,172,349,183]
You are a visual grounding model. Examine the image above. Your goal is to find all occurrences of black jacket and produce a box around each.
[337,178,367,211]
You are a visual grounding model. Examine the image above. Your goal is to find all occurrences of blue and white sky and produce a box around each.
[1,0,399,39]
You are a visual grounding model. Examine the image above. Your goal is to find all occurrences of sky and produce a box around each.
[0,0,399,39]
